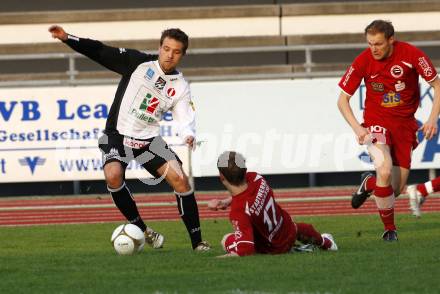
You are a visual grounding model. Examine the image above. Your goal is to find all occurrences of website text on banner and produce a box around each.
[0,85,188,183]
[0,78,436,182]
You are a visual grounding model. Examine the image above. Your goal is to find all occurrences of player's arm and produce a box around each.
[48,25,154,75]
[337,91,370,145]
[422,77,440,140]
[337,60,371,145]
[411,47,440,140]
[171,86,196,149]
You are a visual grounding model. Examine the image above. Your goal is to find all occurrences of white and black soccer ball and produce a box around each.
[111,224,145,255]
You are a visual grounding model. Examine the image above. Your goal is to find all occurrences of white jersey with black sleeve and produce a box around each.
[118,60,194,141]
[63,35,195,142]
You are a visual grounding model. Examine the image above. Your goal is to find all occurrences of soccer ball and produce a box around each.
[111,224,145,255]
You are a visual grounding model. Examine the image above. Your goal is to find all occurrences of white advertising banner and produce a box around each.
[190,78,438,176]
[0,85,189,183]
[0,78,437,182]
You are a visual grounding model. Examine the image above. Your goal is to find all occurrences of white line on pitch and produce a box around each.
[0,196,351,211]
[1,194,437,212]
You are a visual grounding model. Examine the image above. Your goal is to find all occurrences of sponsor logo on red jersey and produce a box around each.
[418,57,433,77]
[390,65,404,78]
[371,82,384,92]
[395,81,406,92]
[342,66,355,86]
[381,91,402,107]
[232,220,243,239]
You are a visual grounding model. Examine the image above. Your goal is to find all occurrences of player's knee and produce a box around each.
[169,174,191,193]
[104,166,124,189]
[221,233,235,252]
[106,174,124,189]
[376,167,392,183]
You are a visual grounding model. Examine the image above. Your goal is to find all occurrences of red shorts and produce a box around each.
[255,216,297,254]
[363,119,419,169]
[223,230,296,255]
[223,215,297,255]
[222,233,236,253]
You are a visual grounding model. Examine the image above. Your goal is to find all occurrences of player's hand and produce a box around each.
[354,126,371,145]
[185,136,195,150]
[207,199,221,211]
[207,198,230,210]
[421,118,438,140]
[216,252,239,258]
[48,25,68,41]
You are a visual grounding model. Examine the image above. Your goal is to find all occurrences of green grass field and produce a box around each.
[1,213,439,294]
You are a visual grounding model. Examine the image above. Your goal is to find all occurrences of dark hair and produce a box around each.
[364,20,394,39]
[160,28,189,54]
[217,151,247,185]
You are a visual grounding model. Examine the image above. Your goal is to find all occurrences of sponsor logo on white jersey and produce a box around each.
[166,88,176,98]
[145,68,155,80]
[155,77,167,91]
[129,92,162,124]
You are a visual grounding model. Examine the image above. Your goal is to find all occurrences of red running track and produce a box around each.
[1,189,439,226]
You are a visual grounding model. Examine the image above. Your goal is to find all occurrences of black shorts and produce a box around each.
[98,134,182,178]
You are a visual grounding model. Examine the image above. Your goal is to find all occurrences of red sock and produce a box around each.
[375,185,396,231]
[417,184,428,197]
[419,176,440,197]
[432,177,440,192]
[366,176,376,192]
[378,208,396,231]
[296,223,329,248]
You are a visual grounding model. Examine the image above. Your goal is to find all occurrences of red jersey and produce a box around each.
[339,41,438,125]
[227,172,296,256]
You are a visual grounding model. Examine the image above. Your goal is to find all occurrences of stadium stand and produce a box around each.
[1,0,439,195]
[0,0,405,12]
[0,0,439,84]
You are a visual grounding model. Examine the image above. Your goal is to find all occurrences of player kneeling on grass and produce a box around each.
[208,151,337,257]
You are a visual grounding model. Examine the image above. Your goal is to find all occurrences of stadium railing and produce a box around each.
[1,0,439,191]
[1,0,440,86]
[0,40,439,86]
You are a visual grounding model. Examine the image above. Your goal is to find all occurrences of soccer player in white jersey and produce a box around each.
[49,25,210,251]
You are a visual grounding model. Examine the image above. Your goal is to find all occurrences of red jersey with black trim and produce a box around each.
[339,41,438,125]
[227,172,296,256]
